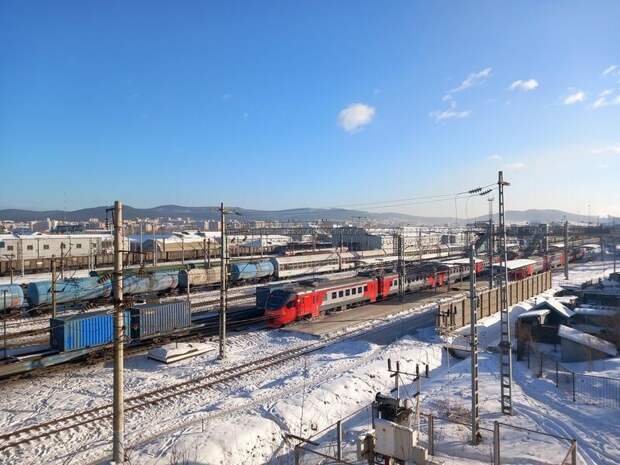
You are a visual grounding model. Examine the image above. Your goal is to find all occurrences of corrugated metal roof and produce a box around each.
[558,325,617,356]
[573,307,618,317]
[518,309,551,319]
[535,298,575,318]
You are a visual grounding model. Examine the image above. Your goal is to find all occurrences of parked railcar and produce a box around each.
[27,277,112,307]
[123,270,179,296]
[230,261,275,281]
[129,301,191,340]
[0,284,24,311]
[50,310,131,352]
[178,267,221,288]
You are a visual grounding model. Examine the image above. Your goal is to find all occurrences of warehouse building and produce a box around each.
[0,232,128,275]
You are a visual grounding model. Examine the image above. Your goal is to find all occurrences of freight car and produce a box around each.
[230,261,275,281]
[50,301,191,352]
[27,277,112,307]
[178,267,221,289]
[123,270,180,295]
[0,284,24,311]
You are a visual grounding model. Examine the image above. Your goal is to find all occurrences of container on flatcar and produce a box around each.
[178,267,221,288]
[123,270,179,295]
[129,300,191,340]
[0,284,24,311]
[27,277,112,307]
[230,260,274,281]
[50,310,130,352]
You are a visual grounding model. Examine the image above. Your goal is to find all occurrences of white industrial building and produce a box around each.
[331,226,469,254]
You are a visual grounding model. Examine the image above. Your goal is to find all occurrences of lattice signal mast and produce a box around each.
[497,171,513,415]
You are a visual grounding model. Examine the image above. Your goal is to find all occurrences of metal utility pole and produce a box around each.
[51,256,57,318]
[395,232,405,301]
[563,220,569,280]
[497,171,513,415]
[488,197,494,289]
[469,245,480,444]
[3,290,7,359]
[152,221,157,267]
[218,202,230,360]
[139,220,143,266]
[112,201,125,464]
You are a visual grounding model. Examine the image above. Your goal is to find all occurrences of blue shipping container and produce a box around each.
[130,301,191,340]
[50,310,131,352]
[230,260,274,281]
[0,284,24,311]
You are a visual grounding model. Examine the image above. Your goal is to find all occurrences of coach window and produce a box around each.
[7,245,14,251]
[345,289,350,296]
[352,288,356,295]
[332,292,337,299]
[43,245,50,250]
[0,241,4,248]
[76,244,82,249]
[364,285,368,292]
[27,245,33,250]
[358,287,362,293]
[339,290,343,298]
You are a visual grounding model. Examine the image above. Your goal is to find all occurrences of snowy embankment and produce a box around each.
[125,260,620,465]
[126,336,443,465]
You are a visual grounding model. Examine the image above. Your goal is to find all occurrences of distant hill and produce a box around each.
[0,205,597,225]
[472,209,598,224]
[0,205,453,225]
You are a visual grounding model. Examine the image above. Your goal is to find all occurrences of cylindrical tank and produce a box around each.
[230,260,275,281]
[178,267,221,288]
[123,270,179,296]
[0,284,25,311]
[27,277,112,307]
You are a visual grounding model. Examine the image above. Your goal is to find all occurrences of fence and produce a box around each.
[521,345,620,408]
[437,271,552,331]
[291,404,577,465]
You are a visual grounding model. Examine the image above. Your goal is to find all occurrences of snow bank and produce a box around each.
[129,336,443,465]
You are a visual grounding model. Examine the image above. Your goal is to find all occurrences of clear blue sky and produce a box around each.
[1,1,619,217]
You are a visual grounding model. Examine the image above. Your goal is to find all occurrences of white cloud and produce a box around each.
[338,103,375,132]
[563,91,585,105]
[505,162,525,170]
[509,79,539,92]
[430,109,471,122]
[449,67,492,93]
[602,65,618,76]
[590,90,620,109]
[488,154,502,160]
[592,144,620,155]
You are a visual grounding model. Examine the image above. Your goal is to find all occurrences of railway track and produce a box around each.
[0,326,358,452]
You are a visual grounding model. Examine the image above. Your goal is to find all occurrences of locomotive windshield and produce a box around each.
[265,289,295,310]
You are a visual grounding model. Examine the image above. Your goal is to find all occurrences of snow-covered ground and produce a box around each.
[1,259,617,465]
[118,260,620,465]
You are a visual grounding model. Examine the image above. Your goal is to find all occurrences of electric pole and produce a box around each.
[139,219,143,266]
[469,245,480,444]
[51,256,57,318]
[497,171,513,415]
[563,220,569,280]
[112,201,125,463]
[488,197,494,289]
[218,202,230,359]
